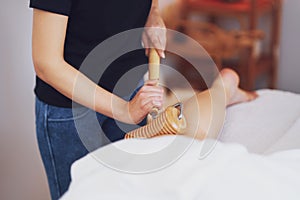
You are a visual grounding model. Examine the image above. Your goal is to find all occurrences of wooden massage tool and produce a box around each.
[124,49,187,139]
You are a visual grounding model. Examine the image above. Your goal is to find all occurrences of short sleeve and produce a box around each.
[29,0,72,16]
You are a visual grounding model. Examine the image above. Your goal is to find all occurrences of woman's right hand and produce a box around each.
[126,80,164,124]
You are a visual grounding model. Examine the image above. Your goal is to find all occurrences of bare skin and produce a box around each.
[166,68,258,140]
[220,68,258,106]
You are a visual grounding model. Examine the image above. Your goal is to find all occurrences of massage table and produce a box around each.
[61,89,300,200]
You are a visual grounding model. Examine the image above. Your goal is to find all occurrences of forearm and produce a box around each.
[35,59,129,123]
[32,9,130,123]
[151,0,159,12]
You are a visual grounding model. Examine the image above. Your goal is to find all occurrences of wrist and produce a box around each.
[117,101,133,124]
[93,89,133,124]
[150,0,160,14]
[149,6,159,16]
[111,99,134,124]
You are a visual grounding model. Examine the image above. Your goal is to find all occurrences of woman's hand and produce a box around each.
[126,80,164,124]
[142,2,166,58]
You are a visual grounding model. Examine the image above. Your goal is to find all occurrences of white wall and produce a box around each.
[0,0,50,199]
[277,0,300,93]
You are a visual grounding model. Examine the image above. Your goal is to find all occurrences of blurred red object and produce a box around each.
[172,0,282,89]
[184,0,273,13]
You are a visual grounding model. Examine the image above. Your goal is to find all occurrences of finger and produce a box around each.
[144,79,159,86]
[140,86,164,94]
[146,27,166,49]
[151,37,160,50]
[138,91,163,100]
[143,94,164,101]
[157,49,165,59]
[159,30,167,58]
[139,97,154,111]
[137,87,164,100]
[150,36,166,58]
[141,97,163,111]
[142,33,150,56]
[153,36,165,58]
[142,32,148,48]
[153,101,163,110]
[152,100,163,109]
[141,96,163,105]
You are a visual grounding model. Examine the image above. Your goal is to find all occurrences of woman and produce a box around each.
[30,0,166,199]
[30,0,257,199]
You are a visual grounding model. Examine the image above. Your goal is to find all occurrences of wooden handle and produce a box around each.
[149,48,160,80]
[148,48,160,119]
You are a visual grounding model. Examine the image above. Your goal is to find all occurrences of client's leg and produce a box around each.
[181,68,257,140]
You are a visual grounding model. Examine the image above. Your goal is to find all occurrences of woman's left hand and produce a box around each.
[142,6,166,58]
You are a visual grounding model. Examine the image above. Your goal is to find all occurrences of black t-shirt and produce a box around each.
[30,0,152,107]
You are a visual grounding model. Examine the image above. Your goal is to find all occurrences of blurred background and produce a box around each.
[0,0,299,199]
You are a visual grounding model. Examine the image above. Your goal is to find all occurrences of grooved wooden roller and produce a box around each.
[125,103,186,139]
[148,48,160,119]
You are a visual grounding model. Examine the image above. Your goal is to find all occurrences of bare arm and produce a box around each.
[32,9,163,124]
[142,0,166,58]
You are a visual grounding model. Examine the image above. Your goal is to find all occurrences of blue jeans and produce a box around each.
[35,83,145,199]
